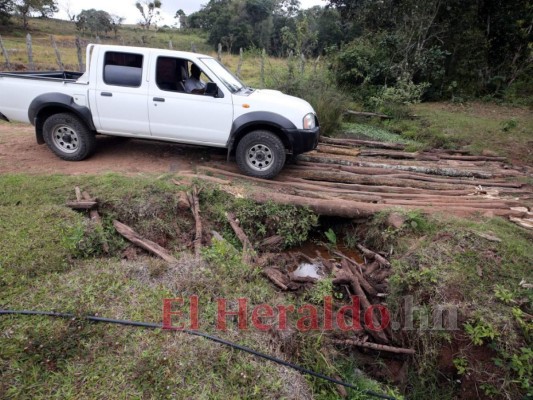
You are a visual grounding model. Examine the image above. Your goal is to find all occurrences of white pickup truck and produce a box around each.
[0,44,319,178]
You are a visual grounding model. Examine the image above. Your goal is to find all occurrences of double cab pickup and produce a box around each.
[0,44,320,178]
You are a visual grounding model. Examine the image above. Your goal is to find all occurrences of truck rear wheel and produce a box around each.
[43,113,96,161]
[236,130,286,179]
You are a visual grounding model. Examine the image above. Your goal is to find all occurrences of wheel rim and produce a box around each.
[51,125,79,154]
[245,143,274,171]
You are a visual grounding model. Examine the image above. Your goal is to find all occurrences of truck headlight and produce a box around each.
[303,113,316,130]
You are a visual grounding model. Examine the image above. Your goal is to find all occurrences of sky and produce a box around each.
[56,0,326,27]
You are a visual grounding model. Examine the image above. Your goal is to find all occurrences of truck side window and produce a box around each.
[103,51,143,87]
[156,57,187,92]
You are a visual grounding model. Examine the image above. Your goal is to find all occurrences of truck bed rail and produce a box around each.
[0,70,83,82]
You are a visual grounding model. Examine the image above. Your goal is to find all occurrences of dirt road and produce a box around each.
[0,122,226,175]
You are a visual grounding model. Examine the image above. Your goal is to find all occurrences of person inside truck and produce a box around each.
[184,63,206,94]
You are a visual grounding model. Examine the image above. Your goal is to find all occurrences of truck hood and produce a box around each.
[248,89,314,114]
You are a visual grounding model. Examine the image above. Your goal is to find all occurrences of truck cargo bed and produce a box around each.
[0,70,83,82]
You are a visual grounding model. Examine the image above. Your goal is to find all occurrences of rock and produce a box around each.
[387,212,406,229]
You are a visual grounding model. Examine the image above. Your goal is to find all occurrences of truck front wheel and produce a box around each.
[236,130,286,179]
[43,113,96,161]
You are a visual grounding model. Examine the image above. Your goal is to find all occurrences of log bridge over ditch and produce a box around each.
[182,136,533,230]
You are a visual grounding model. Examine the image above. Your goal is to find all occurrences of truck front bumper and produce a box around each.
[284,127,320,155]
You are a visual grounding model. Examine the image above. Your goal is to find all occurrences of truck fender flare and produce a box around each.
[226,111,296,155]
[28,93,95,145]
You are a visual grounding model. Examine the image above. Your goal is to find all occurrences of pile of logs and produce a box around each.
[264,244,415,355]
[180,137,533,229]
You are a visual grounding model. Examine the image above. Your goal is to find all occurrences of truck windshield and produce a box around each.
[200,58,245,93]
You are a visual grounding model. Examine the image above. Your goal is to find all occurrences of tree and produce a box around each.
[15,0,58,29]
[0,0,14,24]
[60,0,76,21]
[175,9,187,29]
[76,9,113,37]
[135,0,161,30]
[110,14,124,38]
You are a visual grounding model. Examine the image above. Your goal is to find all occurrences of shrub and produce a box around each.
[265,60,349,136]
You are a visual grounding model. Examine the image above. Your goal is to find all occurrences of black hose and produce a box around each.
[0,309,396,400]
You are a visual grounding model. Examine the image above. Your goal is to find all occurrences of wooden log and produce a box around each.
[217,182,528,218]
[279,176,477,196]
[297,155,495,179]
[80,189,108,252]
[258,235,284,251]
[75,36,83,72]
[330,339,415,355]
[317,144,361,157]
[374,172,523,188]
[264,267,289,290]
[360,149,419,159]
[66,200,97,210]
[295,169,466,190]
[81,191,101,224]
[356,244,391,268]
[333,267,389,343]
[435,154,507,162]
[364,261,381,277]
[198,166,381,199]
[344,110,392,119]
[113,220,178,263]
[381,199,519,209]
[319,136,405,150]
[226,211,255,263]
[187,186,203,258]
[355,161,498,179]
[341,259,377,297]
[50,35,64,71]
[74,186,82,201]
[245,190,379,218]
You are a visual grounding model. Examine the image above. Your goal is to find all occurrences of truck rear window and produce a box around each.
[103,51,143,87]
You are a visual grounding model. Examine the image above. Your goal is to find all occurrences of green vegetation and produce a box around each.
[341,102,533,163]
[0,173,398,399]
[359,211,533,399]
[200,183,318,249]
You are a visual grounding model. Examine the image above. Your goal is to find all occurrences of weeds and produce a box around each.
[200,186,318,249]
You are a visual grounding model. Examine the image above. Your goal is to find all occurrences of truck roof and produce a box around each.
[90,43,213,60]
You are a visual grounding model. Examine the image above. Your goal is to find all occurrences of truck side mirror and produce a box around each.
[205,82,220,98]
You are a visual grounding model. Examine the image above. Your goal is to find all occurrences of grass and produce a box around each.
[358,210,533,399]
[376,102,533,163]
[0,16,300,89]
[0,173,397,399]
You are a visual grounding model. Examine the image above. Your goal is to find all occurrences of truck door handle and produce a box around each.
[101,92,113,97]
[153,97,165,102]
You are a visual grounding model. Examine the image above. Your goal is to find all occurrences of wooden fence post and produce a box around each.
[75,36,83,72]
[236,47,243,78]
[96,36,101,44]
[50,35,64,71]
[168,40,173,49]
[260,48,265,88]
[26,33,34,70]
[0,35,11,71]
[300,52,305,74]
[191,42,196,52]
[217,43,222,61]
[314,55,320,73]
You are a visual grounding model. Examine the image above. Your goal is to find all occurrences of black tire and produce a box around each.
[43,113,96,161]
[236,130,286,179]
